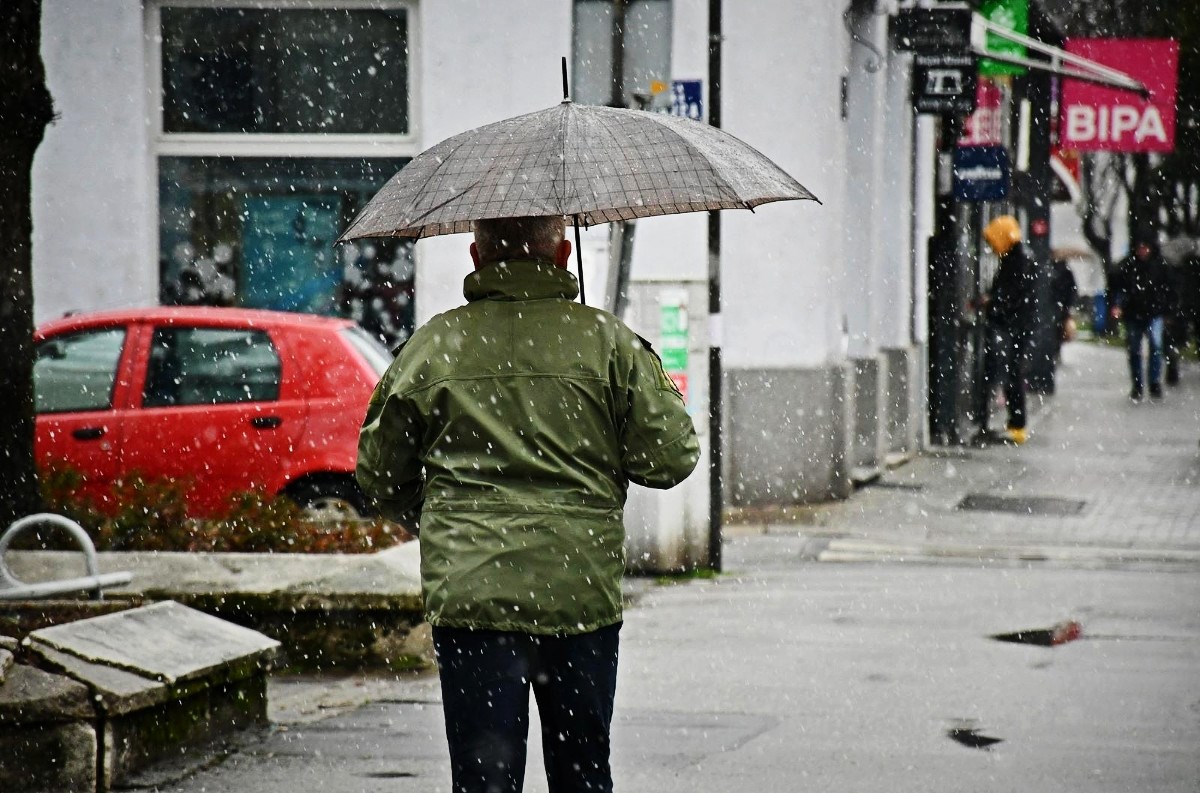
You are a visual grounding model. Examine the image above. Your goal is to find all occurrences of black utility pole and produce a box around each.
[928,115,966,445]
[1019,4,1059,394]
[706,0,723,572]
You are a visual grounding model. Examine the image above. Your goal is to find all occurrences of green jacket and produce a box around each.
[357,259,699,635]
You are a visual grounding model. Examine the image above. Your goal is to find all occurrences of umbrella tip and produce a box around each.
[561,56,570,102]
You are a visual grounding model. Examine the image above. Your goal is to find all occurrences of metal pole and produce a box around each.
[1020,7,1057,394]
[706,0,723,572]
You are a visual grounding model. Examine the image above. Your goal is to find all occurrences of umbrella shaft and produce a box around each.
[574,216,586,305]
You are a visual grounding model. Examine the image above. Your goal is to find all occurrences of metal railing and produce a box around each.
[0,513,132,600]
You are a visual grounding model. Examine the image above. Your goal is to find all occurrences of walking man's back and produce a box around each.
[357,215,700,793]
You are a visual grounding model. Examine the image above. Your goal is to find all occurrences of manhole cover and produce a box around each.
[956,493,1085,516]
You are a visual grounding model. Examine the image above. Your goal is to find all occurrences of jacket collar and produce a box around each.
[463,259,580,302]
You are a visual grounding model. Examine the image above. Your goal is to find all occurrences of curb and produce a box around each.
[813,537,1200,570]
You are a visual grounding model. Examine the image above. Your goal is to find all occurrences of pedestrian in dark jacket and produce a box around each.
[1163,248,1198,386]
[982,215,1035,444]
[357,215,700,793]
[1112,239,1173,400]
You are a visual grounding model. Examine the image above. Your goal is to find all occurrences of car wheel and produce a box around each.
[288,479,371,522]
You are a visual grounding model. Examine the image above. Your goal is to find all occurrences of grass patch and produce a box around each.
[654,567,719,586]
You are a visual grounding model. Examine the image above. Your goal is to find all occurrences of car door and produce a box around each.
[119,321,307,516]
[34,324,133,510]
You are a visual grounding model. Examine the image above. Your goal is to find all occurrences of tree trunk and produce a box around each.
[0,0,55,526]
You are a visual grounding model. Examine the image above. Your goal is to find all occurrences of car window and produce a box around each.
[34,328,127,413]
[340,325,393,377]
[143,327,281,407]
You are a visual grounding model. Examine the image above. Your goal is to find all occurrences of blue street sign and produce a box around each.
[670,80,703,120]
[953,145,1010,201]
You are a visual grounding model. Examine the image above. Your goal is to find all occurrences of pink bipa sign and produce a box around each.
[1060,38,1179,153]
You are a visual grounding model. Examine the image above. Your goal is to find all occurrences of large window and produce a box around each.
[153,2,417,346]
[161,6,408,134]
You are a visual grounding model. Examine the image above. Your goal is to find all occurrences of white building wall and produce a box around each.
[33,0,154,323]
[844,9,887,361]
[414,1,573,323]
[722,0,847,371]
[878,49,916,346]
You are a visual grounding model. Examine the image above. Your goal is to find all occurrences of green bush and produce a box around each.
[32,467,410,554]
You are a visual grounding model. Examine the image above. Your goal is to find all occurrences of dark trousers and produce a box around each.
[1125,317,1164,393]
[432,623,621,793]
[986,325,1028,430]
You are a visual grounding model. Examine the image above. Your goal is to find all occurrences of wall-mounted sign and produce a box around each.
[669,79,703,120]
[953,146,1010,201]
[978,0,1028,77]
[1060,38,1178,153]
[913,54,977,115]
[659,299,689,402]
[893,7,972,54]
[959,77,1005,146]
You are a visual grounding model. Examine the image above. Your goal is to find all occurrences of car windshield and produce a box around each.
[340,326,393,377]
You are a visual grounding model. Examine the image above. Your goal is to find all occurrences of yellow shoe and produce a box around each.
[1006,427,1028,445]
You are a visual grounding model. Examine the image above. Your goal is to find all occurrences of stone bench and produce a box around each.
[0,601,278,792]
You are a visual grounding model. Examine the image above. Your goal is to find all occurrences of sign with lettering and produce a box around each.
[1060,39,1178,153]
[959,77,1005,146]
[913,54,977,115]
[953,146,1010,201]
[893,7,972,54]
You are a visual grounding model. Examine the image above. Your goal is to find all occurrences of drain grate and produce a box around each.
[956,493,1085,516]
[865,480,925,492]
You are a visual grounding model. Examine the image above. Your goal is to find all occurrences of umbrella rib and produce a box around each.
[558,104,571,212]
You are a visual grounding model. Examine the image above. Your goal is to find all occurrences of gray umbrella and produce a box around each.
[338,100,819,242]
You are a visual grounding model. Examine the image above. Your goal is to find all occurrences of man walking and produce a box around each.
[1112,238,1172,400]
[357,215,700,793]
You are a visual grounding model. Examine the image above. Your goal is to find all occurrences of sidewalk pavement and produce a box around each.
[727,341,1200,570]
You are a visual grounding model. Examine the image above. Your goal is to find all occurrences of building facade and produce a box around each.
[33,0,927,566]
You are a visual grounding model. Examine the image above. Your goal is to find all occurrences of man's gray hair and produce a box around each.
[472,216,566,265]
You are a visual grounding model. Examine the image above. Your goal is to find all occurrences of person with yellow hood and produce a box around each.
[981,215,1036,444]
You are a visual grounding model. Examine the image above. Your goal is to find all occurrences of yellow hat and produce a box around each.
[983,215,1021,256]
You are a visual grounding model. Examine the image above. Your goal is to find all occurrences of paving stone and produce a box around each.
[28,600,279,685]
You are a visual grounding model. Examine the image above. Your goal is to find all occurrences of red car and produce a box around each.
[34,307,391,519]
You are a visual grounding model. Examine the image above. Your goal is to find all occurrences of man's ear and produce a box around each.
[470,242,482,270]
[554,239,572,269]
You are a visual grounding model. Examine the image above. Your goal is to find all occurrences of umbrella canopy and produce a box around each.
[338,100,818,241]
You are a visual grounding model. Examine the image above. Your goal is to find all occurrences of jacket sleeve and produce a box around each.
[619,337,700,489]
[356,369,425,524]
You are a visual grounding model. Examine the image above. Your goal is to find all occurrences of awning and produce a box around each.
[970,12,1149,97]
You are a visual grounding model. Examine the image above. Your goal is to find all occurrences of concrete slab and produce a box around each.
[0,663,93,724]
[28,601,279,685]
[32,643,167,716]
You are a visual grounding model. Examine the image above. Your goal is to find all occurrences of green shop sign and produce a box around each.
[979,0,1027,77]
[659,303,689,373]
